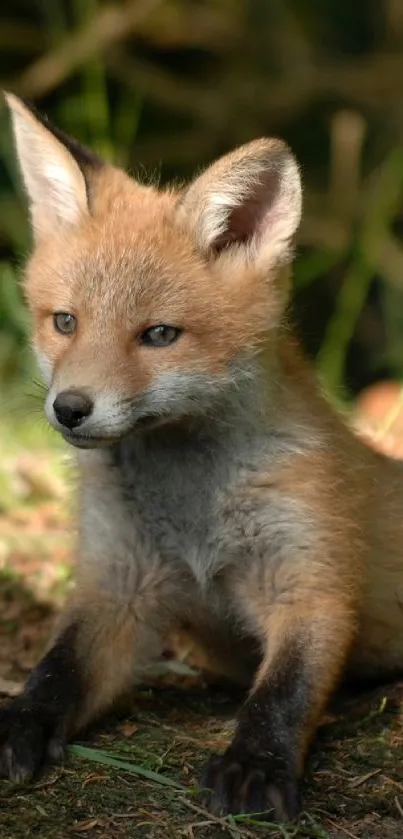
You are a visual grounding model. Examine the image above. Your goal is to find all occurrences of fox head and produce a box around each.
[5,92,302,448]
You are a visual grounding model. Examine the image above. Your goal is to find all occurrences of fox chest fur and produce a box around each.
[77,416,312,608]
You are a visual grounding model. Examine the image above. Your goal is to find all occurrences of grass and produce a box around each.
[2,681,403,838]
[69,744,190,790]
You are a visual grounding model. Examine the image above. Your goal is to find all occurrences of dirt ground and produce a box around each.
[1,409,403,839]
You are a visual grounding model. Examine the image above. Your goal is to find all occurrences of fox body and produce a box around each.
[2,93,403,821]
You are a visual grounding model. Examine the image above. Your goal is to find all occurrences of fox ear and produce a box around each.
[176,138,301,263]
[4,92,92,241]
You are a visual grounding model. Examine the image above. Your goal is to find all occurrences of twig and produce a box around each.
[176,797,258,839]
[11,0,164,99]
[323,817,359,839]
[329,110,366,222]
[107,50,219,122]
[395,796,403,818]
[348,768,382,788]
[382,775,403,795]
[136,715,210,747]
[110,812,137,819]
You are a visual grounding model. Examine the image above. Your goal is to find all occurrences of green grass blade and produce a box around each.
[69,744,187,790]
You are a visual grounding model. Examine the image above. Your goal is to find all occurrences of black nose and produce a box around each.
[53,389,93,430]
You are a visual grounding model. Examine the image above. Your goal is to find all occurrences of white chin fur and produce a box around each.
[61,433,117,450]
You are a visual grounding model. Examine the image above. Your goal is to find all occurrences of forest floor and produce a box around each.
[1,403,403,839]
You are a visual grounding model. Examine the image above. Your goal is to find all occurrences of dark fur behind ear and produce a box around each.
[17,97,103,174]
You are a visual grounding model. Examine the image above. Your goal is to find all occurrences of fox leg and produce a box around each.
[0,564,182,782]
[201,596,356,822]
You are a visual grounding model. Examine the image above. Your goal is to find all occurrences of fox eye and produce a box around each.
[53,312,77,335]
[140,325,181,347]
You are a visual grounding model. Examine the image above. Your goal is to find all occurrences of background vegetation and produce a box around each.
[1,0,403,403]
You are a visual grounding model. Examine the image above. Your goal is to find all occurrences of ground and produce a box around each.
[1,406,403,839]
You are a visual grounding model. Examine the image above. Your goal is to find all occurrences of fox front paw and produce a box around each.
[200,749,301,823]
[0,699,66,783]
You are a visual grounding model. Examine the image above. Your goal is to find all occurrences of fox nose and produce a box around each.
[53,389,93,429]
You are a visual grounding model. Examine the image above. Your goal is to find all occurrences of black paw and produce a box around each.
[0,699,66,783]
[200,750,301,823]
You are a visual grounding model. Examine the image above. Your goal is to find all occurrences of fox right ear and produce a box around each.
[176,138,302,266]
[4,92,91,241]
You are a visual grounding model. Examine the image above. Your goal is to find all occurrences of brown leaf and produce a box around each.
[74,818,99,832]
[82,773,108,787]
[0,676,22,696]
[119,722,138,737]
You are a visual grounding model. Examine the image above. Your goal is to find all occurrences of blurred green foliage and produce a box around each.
[1,0,403,400]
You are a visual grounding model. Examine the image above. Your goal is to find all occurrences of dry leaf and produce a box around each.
[0,677,22,696]
[74,818,99,832]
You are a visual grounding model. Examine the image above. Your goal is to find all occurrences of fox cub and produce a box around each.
[2,92,403,821]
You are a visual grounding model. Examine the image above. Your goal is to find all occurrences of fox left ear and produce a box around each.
[4,92,92,241]
[176,138,302,264]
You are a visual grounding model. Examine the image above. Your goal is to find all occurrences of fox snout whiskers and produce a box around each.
[44,366,252,447]
[45,388,133,447]
[45,386,175,447]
